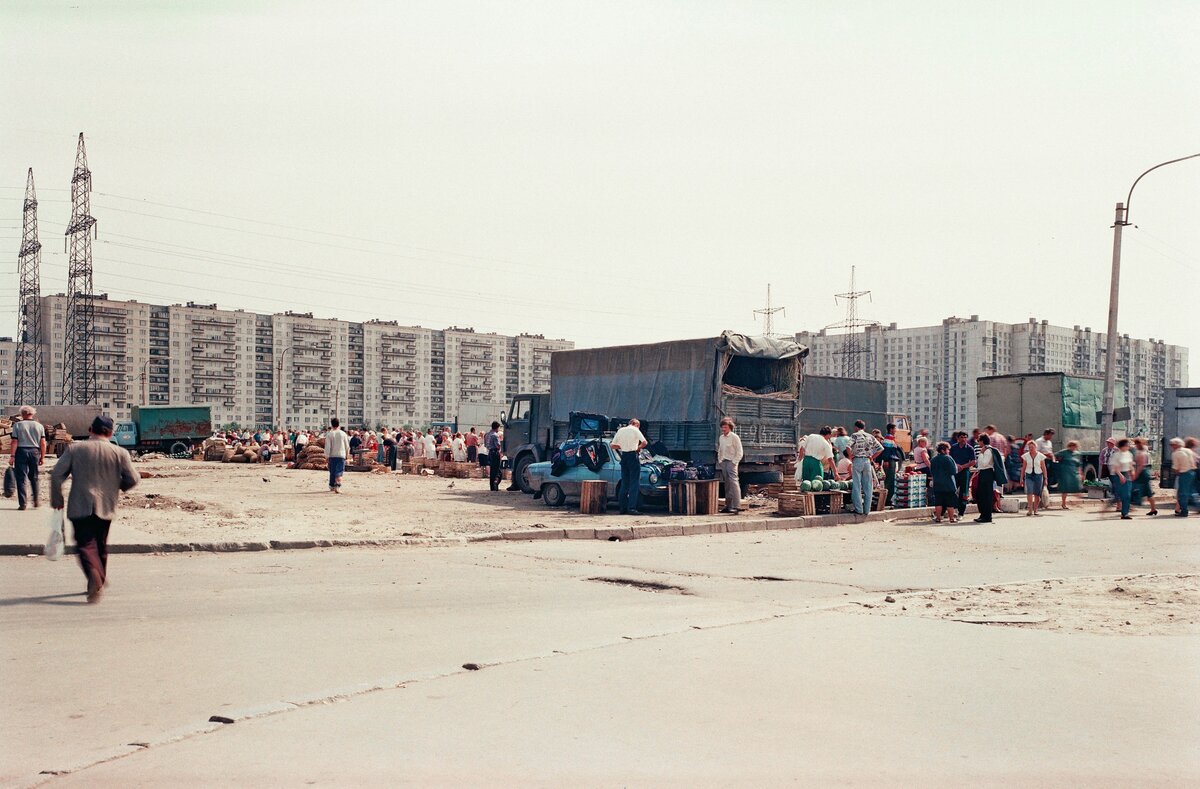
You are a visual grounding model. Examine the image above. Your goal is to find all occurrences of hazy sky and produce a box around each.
[2,1,1197,377]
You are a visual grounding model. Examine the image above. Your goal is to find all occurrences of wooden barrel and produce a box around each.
[580,480,607,515]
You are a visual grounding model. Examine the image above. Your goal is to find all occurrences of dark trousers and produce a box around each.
[467,446,477,463]
[976,468,997,522]
[955,469,971,515]
[1176,469,1196,515]
[1114,476,1133,517]
[72,515,111,590]
[387,445,397,471]
[14,447,39,507]
[884,462,897,507]
[489,452,502,490]
[619,451,640,513]
[328,456,345,489]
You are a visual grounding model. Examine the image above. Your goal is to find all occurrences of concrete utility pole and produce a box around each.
[1101,153,1200,442]
[275,346,294,430]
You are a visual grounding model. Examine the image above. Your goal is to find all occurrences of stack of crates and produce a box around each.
[893,473,928,509]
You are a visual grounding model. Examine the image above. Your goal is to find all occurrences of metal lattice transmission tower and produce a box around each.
[825,266,880,379]
[62,132,99,405]
[753,283,787,338]
[14,168,46,404]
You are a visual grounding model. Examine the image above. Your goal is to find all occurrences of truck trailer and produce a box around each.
[113,405,213,456]
[799,375,912,452]
[976,373,1126,482]
[1160,387,1200,488]
[502,331,807,493]
[4,405,103,440]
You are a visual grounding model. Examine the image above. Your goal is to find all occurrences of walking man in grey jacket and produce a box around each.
[51,415,139,603]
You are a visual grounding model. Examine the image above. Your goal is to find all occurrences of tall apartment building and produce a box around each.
[39,294,152,421]
[509,333,572,395]
[0,338,15,407]
[797,316,1188,441]
[20,295,573,430]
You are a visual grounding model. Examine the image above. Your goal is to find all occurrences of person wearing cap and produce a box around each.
[50,415,139,604]
[1170,438,1197,517]
[1099,436,1118,510]
[8,405,46,511]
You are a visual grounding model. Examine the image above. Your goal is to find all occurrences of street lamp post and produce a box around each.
[1101,153,1200,442]
[275,346,294,431]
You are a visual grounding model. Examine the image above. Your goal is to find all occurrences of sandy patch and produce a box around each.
[846,573,1199,636]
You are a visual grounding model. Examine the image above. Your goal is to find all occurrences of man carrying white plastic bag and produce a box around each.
[44,509,65,561]
[50,415,139,603]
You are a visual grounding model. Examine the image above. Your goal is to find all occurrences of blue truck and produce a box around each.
[113,406,213,456]
[503,332,807,494]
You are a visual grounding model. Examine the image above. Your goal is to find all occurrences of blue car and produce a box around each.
[527,438,670,508]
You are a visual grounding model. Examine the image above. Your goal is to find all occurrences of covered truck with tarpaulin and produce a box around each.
[976,373,1126,482]
[502,331,807,492]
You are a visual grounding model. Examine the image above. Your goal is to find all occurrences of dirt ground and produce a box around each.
[85,458,777,542]
[22,457,1169,543]
[845,573,1200,636]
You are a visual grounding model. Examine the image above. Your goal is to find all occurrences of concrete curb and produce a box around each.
[0,506,983,555]
[474,504,982,542]
[0,536,465,556]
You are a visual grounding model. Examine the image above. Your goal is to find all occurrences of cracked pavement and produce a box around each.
[3,510,1198,787]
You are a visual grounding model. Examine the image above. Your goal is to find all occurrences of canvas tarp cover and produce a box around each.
[550,333,809,423]
[551,337,718,423]
[1062,376,1126,428]
[717,330,808,361]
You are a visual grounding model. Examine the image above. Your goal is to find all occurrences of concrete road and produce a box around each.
[2,510,1198,787]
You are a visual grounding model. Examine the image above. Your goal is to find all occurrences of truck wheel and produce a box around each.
[1083,463,1099,483]
[513,454,536,494]
[542,483,566,507]
[170,441,189,456]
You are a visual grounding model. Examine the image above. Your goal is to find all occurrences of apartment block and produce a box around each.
[0,338,15,407]
[509,333,572,395]
[797,316,1188,441]
[22,294,573,430]
[38,294,151,421]
[363,321,435,428]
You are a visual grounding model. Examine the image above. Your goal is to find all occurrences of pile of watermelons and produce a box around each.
[800,479,852,492]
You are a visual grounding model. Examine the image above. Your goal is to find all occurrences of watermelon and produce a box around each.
[814,480,826,491]
[800,480,812,492]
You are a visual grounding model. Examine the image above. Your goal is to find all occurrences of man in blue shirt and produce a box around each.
[485,422,503,491]
[948,431,977,517]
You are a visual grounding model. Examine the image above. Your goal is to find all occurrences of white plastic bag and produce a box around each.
[44,510,65,562]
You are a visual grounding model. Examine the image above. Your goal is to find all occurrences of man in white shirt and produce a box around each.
[611,418,648,515]
[8,405,46,510]
[796,426,835,483]
[323,418,350,493]
[717,417,744,514]
[1170,437,1196,517]
[1034,428,1055,499]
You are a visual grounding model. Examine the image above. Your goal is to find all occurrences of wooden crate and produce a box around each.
[777,491,845,517]
[580,480,607,515]
[669,479,719,515]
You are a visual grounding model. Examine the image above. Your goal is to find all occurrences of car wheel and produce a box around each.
[542,483,566,508]
[514,454,535,494]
